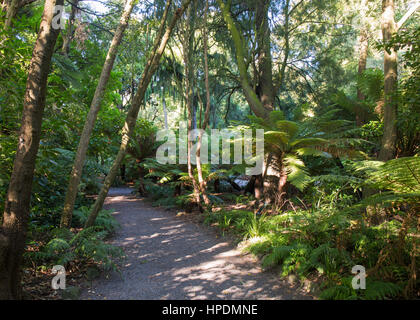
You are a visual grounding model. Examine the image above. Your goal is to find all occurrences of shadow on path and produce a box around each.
[81,187,312,300]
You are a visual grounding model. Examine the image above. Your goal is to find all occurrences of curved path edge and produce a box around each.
[81,187,313,300]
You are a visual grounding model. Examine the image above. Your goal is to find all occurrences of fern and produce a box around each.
[345,157,420,213]
[366,156,420,193]
[304,244,353,276]
[363,280,403,300]
[262,245,295,269]
[70,227,123,271]
[320,277,402,300]
[25,226,123,272]
[73,206,120,234]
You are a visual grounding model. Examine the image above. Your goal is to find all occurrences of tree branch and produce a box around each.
[396,1,420,31]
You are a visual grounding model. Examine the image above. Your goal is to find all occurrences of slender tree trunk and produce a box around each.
[85,0,192,227]
[378,0,397,161]
[3,0,38,31]
[356,28,368,127]
[276,165,288,209]
[4,0,19,30]
[192,97,197,129]
[278,0,289,91]
[183,0,201,209]
[61,0,79,56]
[0,0,63,299]
[60,0,137,228]
[162,88,168,129]
[195,0,211,206]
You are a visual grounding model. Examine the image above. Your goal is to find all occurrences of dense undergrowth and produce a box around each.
[144,156,420,300]
[24,206,123,280]
[204,207,414,300]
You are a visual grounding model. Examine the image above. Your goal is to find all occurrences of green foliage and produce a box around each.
[359,157,420,193]
[143,182,177,207]
[344,157,420,212]
[204,209,269,239]
[127,118,159,164]
[26,226,123,272]
[207,156,420,300]
[357,68,384,103]
[1,0,419,301]
[73,206,120,234]
[248,110,332,193]
[25,206,122,273]
[320,278,402,300]
[141,158,184,184]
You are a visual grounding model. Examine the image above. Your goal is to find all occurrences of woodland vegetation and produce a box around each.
[0,0,419,300]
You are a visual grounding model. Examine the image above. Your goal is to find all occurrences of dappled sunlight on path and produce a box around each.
[81,187,311,300]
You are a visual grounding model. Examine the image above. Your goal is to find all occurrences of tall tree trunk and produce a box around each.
[61,0,79,56]
[278,0,289,91]
[275,164,288,209]
[0,0,63,299]
[377,0,420,160]
[218,0,275,201]
[183,0,201,209]
[196,0,211,206]
[4,0,19,30]
[356,28,368,127]
[162,88,168,129]
[85,0,192,227]
[217,0,270,119]
[378,0,397,161]
[255,0,275,113]
[254,0,274,199]
[60,0,137,228]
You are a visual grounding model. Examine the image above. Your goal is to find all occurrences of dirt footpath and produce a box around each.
[81,187,312,300]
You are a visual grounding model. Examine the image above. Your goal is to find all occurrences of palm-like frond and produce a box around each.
[290,138,327,149]
[247,115,268,129]
[268,110,286,124]
[365,157,420,193]
[284,155,310,191]
[296,147,332,158]
[264,131,289,147]
[275,120,299,138]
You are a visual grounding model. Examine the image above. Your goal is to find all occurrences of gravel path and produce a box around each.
[81,187,311,300]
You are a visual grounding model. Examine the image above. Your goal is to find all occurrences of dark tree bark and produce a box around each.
[275,166,288,208]
[254,0,275,113]
[378,0,420,160]
[61,0,79,56]
[0,0,64,299]
[378,0,397,161]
